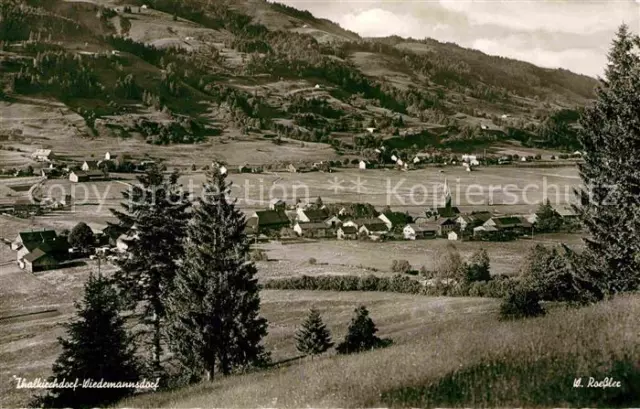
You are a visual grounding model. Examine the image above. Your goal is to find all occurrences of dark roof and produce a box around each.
[302,208,329,222]
[103,224,129,240]
[18,230,58,251]
[340,226,357,234]
[438,218,457,226]
[471,211,493,223]
[361,222,388,232]
[436,206,461,217]
[492,216,527,228]
[83,160,99,168]
[382,211,411,225]
[255,210,290,226]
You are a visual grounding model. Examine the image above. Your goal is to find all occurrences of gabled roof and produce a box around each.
[340,226,357,234]
[361,222,387,232]
[254,210,290,226]
[83,160,99,168]
[490,216,530,228]
[17,230,58,251]
[298,222,330,230]
[32,149,52,157]
[470,211,493,223]
[438,218,457,226]
[436,207,461,217]
[405,223,437,232]
[24,248,49,263]
[301,208,329,222]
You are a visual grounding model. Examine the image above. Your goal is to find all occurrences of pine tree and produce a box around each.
[573,25,640,296]
[31,276,140,408]
[295,308,333,357]
[110,165,190,372]
[336,306,389,355]
[165,166,268,383]
[535,199,563,233]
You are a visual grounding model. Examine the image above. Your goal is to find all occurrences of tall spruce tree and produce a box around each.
[535,199,563,233]
[295,308,333,357]
[32,276,140,408]
[110,165,190,372]
[165,166,268,382]
[573,25,640,296]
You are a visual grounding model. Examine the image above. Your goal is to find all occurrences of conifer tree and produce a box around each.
[295,308,333,357]
[336,306,389,355]
[166,166,268,382]
[110,165,190,372]
[32,276,140,408]
[535,199,563,233]
[573,25,640,296]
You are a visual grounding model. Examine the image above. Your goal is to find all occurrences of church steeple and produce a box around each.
[443,178,452,209]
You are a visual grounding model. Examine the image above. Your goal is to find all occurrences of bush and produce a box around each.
[308,257,317,265]
[391,259,412,274]
[499,287,545,320]
[249,249,268,262]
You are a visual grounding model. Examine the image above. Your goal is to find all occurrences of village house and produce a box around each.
[104,152,118,161]
[358,222,388,241]
[456,211,493,233]
[296,208,329,223]
[436,218,457,236]
[293,222,332,238]
[31,149,54,162]
[287,163,309,173]
[552,205,579,222]
[102,224,128,247]
[324,215,342,228]
[211,162,227,175]
[269,199,287,212]
[412,152,431,164]
[246,210,290,235]
[403,224,437,240]
[359,160,371,170]
[342,217,386,231]
[312,161,332,173]
[81,160,99,171]
[484,216,532,233]
[448,231,459,241]
[12,229,68,272]
[337,225,358,240]
[238,164,252,173]
[116,232,138,252]
[69,170,108,183]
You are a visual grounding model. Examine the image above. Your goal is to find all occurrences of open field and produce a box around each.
[256,233,585,277]
[124,294,640,408]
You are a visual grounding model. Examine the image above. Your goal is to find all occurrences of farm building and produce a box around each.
[359,160,371,170]
[293,222,332,238]
[23,248,60,273]
[31,149,53,162]
[313,161,332,172]
[341,217,385,230]
[116,233,138,252]
[69,170,108,183]
[81,160,99,171]
[211,162,227,175]
[269,199,287,212]
[403,224,437,240]
[104,152,118,161]
[448,231,459,241]
[436,218,457,236]
[12,229,68,270]
[324,215,342,228]
[238,164,252,173]
[455,211,493,232]
[337,226,358,240]
[296,208,329,223]
[412,152,431,164]
[246,210,290,234]
[483,216,532,234]
[552,205,579,221]
[358,222,388,240]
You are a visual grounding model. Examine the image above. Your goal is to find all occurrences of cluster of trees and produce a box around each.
[32,166,269,407]
[13,51,102,99]
[501,25,640,319]
[294,306,391,357]
[133,118,208,145]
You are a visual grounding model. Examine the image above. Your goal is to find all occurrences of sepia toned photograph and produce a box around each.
[0,0,639,407]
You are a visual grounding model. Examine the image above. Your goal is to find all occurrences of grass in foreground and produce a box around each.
[121,293,640,408]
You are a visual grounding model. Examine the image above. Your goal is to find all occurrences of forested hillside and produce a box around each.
[0,0,597,152]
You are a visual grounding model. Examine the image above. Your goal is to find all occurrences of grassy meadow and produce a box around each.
[123,294,640,408]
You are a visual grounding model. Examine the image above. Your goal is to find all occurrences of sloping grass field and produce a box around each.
[123,294,640,408]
